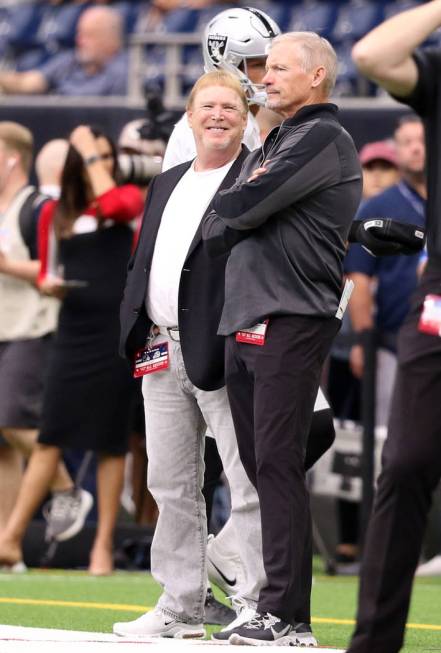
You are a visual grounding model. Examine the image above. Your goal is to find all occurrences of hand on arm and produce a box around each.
[352,0,441,96]
[347,272,375,379]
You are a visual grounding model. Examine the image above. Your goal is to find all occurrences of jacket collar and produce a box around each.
[282,102,339,128]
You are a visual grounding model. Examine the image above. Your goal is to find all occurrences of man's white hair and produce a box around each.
[270,31,338,96]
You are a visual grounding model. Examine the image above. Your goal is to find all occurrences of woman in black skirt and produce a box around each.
[0,125,144,574]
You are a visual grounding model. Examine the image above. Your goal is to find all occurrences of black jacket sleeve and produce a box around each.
[212,120,343,231]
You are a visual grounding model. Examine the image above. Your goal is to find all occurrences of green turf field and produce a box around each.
[0,561,440,651]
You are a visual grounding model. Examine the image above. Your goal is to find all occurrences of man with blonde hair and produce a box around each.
[0,6,127,96]
[203,31,362,645]
[115,71,265,639]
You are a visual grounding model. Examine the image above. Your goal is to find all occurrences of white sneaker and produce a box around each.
[207,534,245,596]
[416,554,441,577]
[43,488,94,542]
[113,608,206,639]
[211,596,256,643]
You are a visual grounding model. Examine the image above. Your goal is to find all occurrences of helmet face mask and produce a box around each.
[202,7,281,106]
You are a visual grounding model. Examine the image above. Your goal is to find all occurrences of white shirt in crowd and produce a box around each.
[147,158,235,326]
[162,112,261,172]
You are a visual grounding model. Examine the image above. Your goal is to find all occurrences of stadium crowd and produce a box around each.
[0,1,441,651]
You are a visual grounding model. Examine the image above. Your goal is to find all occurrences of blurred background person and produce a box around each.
[0,6,127,96]
[359,139,400,200]
[0,124,143,575]
[326,136,400,569]
[0,121,92,558]
[35,138,69,199]
[346,114,426,426]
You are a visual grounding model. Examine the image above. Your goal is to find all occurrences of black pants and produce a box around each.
[348,267,441,653]
[225,314,339,624]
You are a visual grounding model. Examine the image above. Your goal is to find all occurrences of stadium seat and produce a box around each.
[333,39,377,97]
[0,3,43,51]
[34,3,85,51]
[331,0,385,44]
[113,1,142,36]
[287,0,338,39]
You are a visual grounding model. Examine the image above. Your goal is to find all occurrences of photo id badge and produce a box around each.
[236,320,269,346]
[133,341,169,378]
[418,294,441,337]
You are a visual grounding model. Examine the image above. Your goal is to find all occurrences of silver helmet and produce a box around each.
[202,6,281,106]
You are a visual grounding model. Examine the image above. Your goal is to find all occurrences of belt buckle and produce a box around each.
[167,326,180,342]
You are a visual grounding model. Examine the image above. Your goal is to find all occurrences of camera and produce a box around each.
[118,92,179,186]
[118,152,163,187]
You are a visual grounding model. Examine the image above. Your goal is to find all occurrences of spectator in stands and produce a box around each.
[0,125,144,575]
[0,7,127,96]
[0,122,92,556]
[35,139,69,199]
[346,114,426,426]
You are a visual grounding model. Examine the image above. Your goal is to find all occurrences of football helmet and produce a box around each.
[202,6,281,106]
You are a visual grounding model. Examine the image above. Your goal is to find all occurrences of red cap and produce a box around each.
[359,140,398,167]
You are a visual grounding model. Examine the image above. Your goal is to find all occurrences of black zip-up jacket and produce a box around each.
[202,103,363,335]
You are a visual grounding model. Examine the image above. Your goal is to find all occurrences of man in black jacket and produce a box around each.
[115,71,268,640]
[203,32,362,645]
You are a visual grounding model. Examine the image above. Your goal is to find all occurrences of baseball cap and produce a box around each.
[359,140,398,167]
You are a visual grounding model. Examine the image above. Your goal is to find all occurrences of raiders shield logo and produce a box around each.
[207,34,228,64]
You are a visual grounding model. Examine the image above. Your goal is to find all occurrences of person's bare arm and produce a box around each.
[69,125,115,198]
[352,0,441,97]
[0,70,48,94]
[347,272,375,379]
[0,252,40,284]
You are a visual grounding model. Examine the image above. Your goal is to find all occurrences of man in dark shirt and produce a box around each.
[347,3,441,652]
[0,6,127,96]
[203,31,362,645]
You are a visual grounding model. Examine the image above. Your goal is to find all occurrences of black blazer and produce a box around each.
[119,147,248,392]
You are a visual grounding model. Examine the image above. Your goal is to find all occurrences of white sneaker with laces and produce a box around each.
[207,533,245,596]
[113,608,206,639]
[211,596,256,643]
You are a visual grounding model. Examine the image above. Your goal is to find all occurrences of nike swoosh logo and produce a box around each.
[271,624,291,639]
[164,620,174,626]
[209,560,237,587]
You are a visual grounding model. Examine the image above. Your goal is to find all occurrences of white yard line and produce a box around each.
[0,625,345,651]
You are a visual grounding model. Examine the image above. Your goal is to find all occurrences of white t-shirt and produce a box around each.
[162,112,261,172]
[146,158,235,326]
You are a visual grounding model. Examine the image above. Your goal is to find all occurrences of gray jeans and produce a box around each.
[142,333,265,622]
